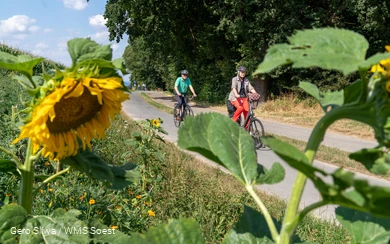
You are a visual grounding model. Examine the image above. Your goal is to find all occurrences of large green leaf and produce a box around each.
[255,28,371,75]
[178,113,280,186]
[131,218,204,243]
[0,204,27,243]
[61,149,140,189]
[299,82,344,112]
[0,159,19,175]
[0,51,44,82]
[20,209,89,244]
[67,38,112,68]
[336,207,390,244]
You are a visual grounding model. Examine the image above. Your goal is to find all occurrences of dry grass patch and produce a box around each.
[254,95,375,141]
[269,133,390,181]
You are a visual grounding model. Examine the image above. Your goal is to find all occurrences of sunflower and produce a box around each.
[151,118,160,128]
[13,76,129,159]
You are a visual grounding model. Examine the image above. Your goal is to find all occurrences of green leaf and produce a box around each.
[299,82,344,112]
[67,38,112,67]
[88,219,132,243]
[336,207,390,244]
[254,28,369,75]
[61,149,139,189]
[0,51,44,81]
[20,209,89,244]
[131,218,204,244]
[349,148,390,175]
[0,204,27,242]
[343,80,363,105]
[256,163,285,185]
[109,163,140,190]
[316,168,390,217]
[112,57,129,75]
[178,113,259,186]
[0,160,18,175]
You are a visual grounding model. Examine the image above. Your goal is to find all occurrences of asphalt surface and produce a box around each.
[122,91,389,220]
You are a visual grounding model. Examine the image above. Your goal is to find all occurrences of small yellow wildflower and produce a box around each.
[116,206,121,210]
[151,119,160,128]
[110,225,118,230]
[79,195,85,201]
[39,189,44,194]
[136,195,141,199]
[145,201,149,206]
[148,210,155,217]
[128,190,133,195]
[44,162,50,166]
[5,193,12,197]
[48,188,53,192]
[89,199,96,205]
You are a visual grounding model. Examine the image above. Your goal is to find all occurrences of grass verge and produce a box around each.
[141,92,173,114]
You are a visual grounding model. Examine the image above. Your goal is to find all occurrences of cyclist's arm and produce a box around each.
[189,85,197,97]
[232,87,240,98]
[174,86,181,96]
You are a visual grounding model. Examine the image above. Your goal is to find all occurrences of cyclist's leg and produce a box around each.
[243,98,250,128]
[231,99,244,123]
[174,93,182,119]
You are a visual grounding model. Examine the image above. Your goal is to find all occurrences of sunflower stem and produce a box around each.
[19,139,35,214]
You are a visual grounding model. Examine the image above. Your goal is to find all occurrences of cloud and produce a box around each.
[63,0,88,11]
[89,15,107,29]
[35,42,48,50]
[44,28,53,33]
[89,31,109,42]
[0,15,37,34]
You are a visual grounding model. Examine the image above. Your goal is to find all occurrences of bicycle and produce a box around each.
[173,94,194,127]
[227,94,265,149]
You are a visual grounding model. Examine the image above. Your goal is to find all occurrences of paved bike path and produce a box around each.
[122,91,390,220]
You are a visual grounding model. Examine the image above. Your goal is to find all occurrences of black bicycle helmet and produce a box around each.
[237,66,247,72]
[181,70,189,75]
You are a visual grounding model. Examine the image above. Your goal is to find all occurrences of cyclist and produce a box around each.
[174,70,197,120]
[228,66,259,125]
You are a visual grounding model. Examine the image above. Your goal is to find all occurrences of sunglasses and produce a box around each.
[182,74,188,76]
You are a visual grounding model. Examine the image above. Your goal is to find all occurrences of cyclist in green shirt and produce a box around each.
[174,70,197,120]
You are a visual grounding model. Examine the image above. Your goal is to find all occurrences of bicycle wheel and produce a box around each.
[173,104,181,127]
[249,118,265,149]
[184,106,194,118]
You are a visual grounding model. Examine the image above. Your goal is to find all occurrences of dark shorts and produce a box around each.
[174,92,187,107]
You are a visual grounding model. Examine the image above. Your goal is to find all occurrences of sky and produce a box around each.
[0,0,130,81]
